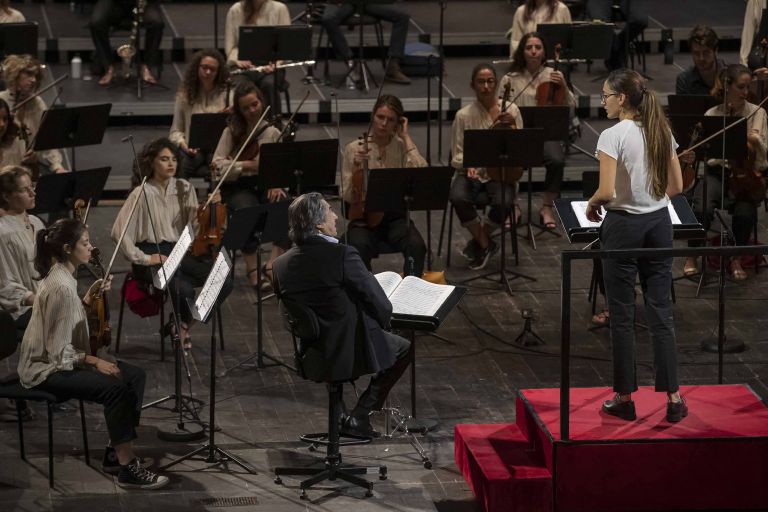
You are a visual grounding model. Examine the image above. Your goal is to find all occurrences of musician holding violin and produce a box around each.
[0,55,67,175]
[342,94,428,277]
[111,138,233,349]
[500,32,575,230]
[212,81,289,289]
[450,63,524,271]
[683,64,768,281]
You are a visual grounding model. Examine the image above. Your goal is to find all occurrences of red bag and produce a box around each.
[123,275,163,318]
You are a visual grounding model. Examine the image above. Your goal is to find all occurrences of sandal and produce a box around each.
[730,260,747,281]
[141,65,158,84]
[98,67,114,86]
[246,266,272,292]
[591,309,610,327]
[683,257,698,276]
[539,203,557,229]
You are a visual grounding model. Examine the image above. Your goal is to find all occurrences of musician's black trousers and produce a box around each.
[600,208,679,395]
[321,4,410,60]
[89,0,164,74]
[350,331,411,417]
[345,214,426,277]
[37,361,145,446]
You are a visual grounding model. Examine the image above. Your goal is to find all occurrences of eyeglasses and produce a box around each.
[600,91,618,102]
[474,78,497,86]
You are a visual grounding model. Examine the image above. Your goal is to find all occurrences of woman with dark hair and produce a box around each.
[341,94,428,277]
[683,64,768,280]
[500,32,575,229]
[17,219,167,489]
[212,81,287,289]
[111,137,233,349]
[508,0,571,56]
[0,98,26,169]
[0,166,43,334]
[586,69,685,423]
[170,49,232,179]
[450,63,523,270]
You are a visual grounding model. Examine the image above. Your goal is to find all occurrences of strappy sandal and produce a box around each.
[591,309,609,327]
[539,203,557,229]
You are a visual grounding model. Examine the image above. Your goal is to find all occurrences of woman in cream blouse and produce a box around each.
[508,0,571,56]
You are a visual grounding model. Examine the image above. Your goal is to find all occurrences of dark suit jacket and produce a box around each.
[272,235,396,382]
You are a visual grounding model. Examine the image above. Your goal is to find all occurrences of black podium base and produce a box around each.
[701,338,747,354]
[156,421,206,442]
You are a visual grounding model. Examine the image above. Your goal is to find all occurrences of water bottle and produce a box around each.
[71,54,82,79]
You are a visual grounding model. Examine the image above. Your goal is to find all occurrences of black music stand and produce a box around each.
[258,139,338,195]
[34,104,112,172]
[30,166,111,218]
[220,201,292,374]
[462,129,543,295]
[0,22,37,60]
[188,113,229,154]
[518,106,570,241]
[536,22,613,80]
[667,95,720,117]
[238,25,313,117]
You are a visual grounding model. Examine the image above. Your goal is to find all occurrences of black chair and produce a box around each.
[0,310,90,488]
[273,297,387,500]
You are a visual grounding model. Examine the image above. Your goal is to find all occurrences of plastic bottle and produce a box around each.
[71,54,82,79]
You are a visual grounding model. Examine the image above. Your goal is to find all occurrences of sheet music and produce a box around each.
[571,201,682,228]
[388,276,455,317]
[152,224,194,290]
[191,251,232,322]
[374,271,402,297]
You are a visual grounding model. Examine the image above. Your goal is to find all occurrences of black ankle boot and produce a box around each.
[602,394,637,421]
[666,397,688,423]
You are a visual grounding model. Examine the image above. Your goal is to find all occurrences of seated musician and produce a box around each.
[450,63,523,270]
[741,0,768,79]
[16,218,168,489]
[225,0,290,115]
[0,0,25,23]
[272,192,411,437]
[586,0,648,71]
[212,81,289,290]
[0,99,28,169]
[341,94,427,277]
[170,49,232,179]
[500,32,575,230]
[320,1,411,85]
[89,0,163,86]
[0,55,67,174]
[682,64,768,280]
[111,138,233,349]
[0,166,43,336]
[676,25,726,96]
[508,0,572,56]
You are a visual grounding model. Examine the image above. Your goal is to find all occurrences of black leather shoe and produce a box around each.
[602,394,637,421]
[336,400,349,430]
[341,415,380,438]
[666,397,688,423]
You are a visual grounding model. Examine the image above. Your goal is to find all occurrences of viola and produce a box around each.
[486,82,524,184]
[535,44,566,107]
[192,166,227,257]
[681,122,703,193]
[347,132,384,228]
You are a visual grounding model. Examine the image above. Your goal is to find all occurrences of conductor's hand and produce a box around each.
[586,201,603,223]
[496,110,515,125]
[267,188,287,202]
[148,254,167,266]
[466,167,480,180]
[550,70,566,86]
[94,359,121,378]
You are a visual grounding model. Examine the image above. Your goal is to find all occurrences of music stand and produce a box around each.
[220,201,292,374]
[518,106,570,241]
[33,104,112,172]
[258,139,338,195]
[29,167,111,217]
[188,113,229,154]
[536,22,614,80]
[0,22,37,59]
[667,95,720,117]
[462,128,543,295]
[238,25,313,117]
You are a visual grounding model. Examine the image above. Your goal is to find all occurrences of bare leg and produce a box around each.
[114,442,136,465]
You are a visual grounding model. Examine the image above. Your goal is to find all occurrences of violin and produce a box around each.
[486,82,524,184]
[535,44,566,106]
[192,167,227,257]
[347,132,384,228]
[681,122,703,193]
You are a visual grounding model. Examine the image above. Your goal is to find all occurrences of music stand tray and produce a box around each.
[188,113,229,154]
[238,26,313,63]
[258,139,338,194]
[33,104,112,172]
[537,22,614,61]
[365,166,453,215]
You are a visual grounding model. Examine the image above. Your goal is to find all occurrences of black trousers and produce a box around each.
[320,3,409,60]
[542,141,565,195]
[221,185,291,255]
[15,309,32,343]
[600,208,678,394]
[177,149,213,180]
[38,361,146,446]
[351,331,411,416]
[134,241,234,324]
[345,213,427,277]
[89,0,164,74]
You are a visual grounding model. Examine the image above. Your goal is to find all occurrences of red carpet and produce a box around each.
[455,385,768,512]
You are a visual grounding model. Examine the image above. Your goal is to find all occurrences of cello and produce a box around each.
[535,43,567,106]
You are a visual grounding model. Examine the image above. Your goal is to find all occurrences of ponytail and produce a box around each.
[606,69,672,200]
[34,219,86,279]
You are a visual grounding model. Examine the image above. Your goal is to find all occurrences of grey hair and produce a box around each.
[288,192,327,244]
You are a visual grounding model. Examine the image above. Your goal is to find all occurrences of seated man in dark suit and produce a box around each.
[272,192,411,437]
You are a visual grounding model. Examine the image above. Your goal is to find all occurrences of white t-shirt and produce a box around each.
[596,119,678,215]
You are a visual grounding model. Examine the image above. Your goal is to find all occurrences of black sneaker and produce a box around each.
[117,458,169,490]
[102,447,154,475]
[468,240,499,270]
[666,397,688,423]
[461,239,479,261]
[602,394,637,421]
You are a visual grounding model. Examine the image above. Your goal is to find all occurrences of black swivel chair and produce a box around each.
[273,296,387,500]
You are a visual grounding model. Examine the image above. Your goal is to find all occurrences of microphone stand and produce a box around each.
[437,0,446,163]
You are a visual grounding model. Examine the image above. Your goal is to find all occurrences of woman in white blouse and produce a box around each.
[17,218,168,489]
[111,138,233,348]
[0,166,43,334]
[508,0,571,56]
[0,0,24,23]
[586,69,685,424]
[171,49,232,179]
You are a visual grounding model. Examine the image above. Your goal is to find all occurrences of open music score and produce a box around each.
[570,201,682,228]
[375,272,457,319]
[191,251,232,323]
[152,224,194,290]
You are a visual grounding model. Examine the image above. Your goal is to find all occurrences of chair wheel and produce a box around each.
[300,490,308,500]
[423,460,432,469]
[274,477,282,485]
